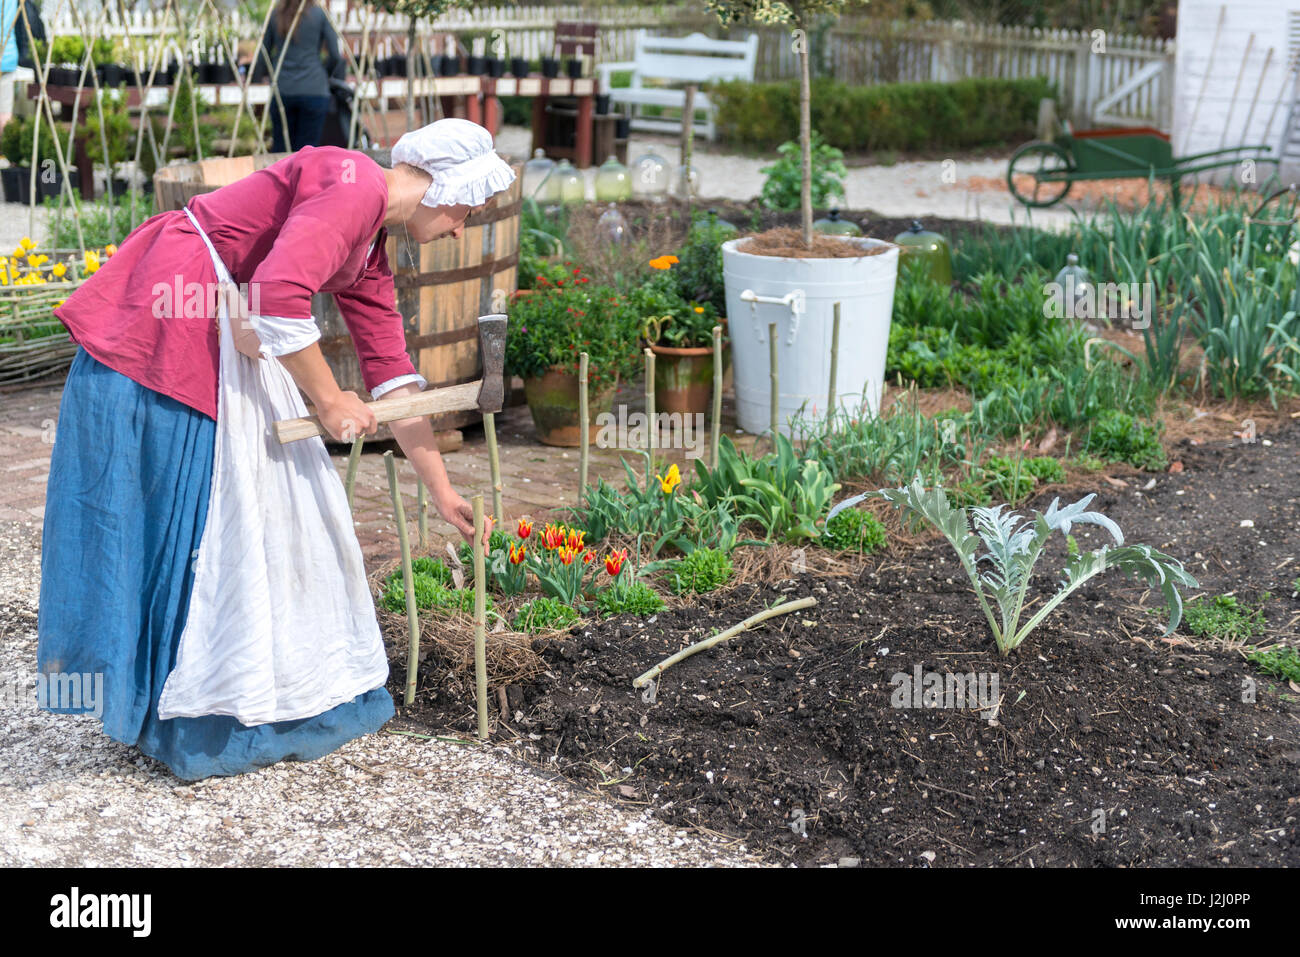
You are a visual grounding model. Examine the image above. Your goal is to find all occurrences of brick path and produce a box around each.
[1,377,757,566]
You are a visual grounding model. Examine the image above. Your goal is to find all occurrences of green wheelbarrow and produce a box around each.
[1007,121,1279,208]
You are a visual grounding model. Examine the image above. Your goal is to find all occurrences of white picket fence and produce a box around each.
[43,2,1177,127]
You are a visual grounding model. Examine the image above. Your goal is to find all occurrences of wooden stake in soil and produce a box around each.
[826,302,841,426]
[578,352,590,505]
[472,494,489,740]
[385,451,421,707]
[633,596,818,689]
[416,478,428,549]
[711,324,722,468]
[768,320,779,444]
[484,410,504,524]
[645,347,656,457]
[345,436,364,510]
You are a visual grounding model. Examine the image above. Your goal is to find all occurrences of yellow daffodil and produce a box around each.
[51,263,66,278]
[656,462,681,494]
[19,237,35,251]
[26,254,48,268]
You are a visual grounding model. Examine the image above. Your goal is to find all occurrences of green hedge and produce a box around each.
[709,76,1056,153]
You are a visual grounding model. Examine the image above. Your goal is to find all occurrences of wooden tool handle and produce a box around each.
[273,380,482,444]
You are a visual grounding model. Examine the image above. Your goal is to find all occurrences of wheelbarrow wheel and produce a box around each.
[1007,142,1074,208]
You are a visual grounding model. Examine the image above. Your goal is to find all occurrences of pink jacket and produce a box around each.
[55,146,418,420]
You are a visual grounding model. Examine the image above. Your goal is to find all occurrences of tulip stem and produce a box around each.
[578,352,589,507]
[633,596,818,689]
[385,451,420,707]
[472,494,489,740]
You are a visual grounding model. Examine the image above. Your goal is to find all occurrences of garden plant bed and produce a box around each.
[386,423,1300,866]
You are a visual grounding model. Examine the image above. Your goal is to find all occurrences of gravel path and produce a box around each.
[0,521,759,867]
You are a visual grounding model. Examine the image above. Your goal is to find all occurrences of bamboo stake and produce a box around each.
[1180,4,1225,155]
[632,596,818,688]
[1238,46,1273,148]
[472,494,489,741]
[385,451,420,707]
[1218,33,1255,151]
[484,411,504,524]
[645,346,656,456]
[768,320,779,444]
[345,436,364,509]
[416,478,428,548]
[826,301,841,427]
[711,324,722,468]
[578,351,590,505]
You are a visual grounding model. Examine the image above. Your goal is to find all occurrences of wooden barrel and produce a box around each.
[153,151,522,431]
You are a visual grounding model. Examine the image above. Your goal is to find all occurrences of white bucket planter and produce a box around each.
[722,236,899,436]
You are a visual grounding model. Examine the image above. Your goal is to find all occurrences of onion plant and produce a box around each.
[834,477,1198,656]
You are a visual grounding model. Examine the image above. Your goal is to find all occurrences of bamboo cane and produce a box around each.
[768,320,779,444]
[1218,34,1255,152]
[826,301,841,426]
[632,596,818,688]
[484,411,504,524]
[345,436,364,509]
[472,494,489,740]
[416,478,428,548]
[645,346,656,456]
[385,451,420,707]
[711,325,722,468]
[578,351,590,505]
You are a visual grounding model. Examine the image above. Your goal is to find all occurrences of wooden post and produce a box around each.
[826,302,841,427]
[578,352,590,504]
[385,451,420,708]
[645,346,656,470]
[345,436,364,510]
[472,494,489,740]
[711,324,722,468]
[681,83,697,209]
[768,321,779,443]
[416,479,428,549]
[484,411,504,524]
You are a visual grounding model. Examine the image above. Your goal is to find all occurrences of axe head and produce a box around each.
[476,313,508,414]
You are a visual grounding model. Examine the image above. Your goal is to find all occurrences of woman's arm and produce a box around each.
[276,343,377,442]
[382,381,493,547]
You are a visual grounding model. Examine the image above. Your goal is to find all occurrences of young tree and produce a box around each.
[366,0,473,128]
[703,1,869,248]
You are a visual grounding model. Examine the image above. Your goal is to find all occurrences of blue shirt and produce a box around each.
[2,0,19,73]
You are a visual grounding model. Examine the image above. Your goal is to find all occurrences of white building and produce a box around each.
[1173,0,1300,184]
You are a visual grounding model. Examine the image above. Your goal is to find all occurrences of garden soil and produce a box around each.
[385,421,1300,866]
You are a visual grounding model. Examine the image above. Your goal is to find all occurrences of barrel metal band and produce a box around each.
[393,250,519,288]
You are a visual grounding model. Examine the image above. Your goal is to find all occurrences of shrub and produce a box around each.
[596,580,666,617]
[1086,409,1167,471]
[759,130,846,211]
[668,547,733,595]
[513,597,581,633]
[820,508,887,553]
[710,76,1055,153]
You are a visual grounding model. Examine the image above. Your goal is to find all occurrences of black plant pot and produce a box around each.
[151,66,173,86]
[467,56,487,76]
[1,167,30,204]
[510,57,529,78]
[35,168,80,200]
[486,57,505,78]
[214,63,236,84]
[97,63,126,86]
[109,176,130,196]
[615,116,631,139]
[566,58,584,79]
[596,93,611,115]
[439,54,460,76]
[540,57,560,79]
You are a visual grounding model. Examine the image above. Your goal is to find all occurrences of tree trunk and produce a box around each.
[798,29,812,249]
[406,19,417,130]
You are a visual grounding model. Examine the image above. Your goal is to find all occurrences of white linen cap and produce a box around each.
[390,118,517,209]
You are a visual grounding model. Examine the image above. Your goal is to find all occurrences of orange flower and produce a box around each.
[105,244,118,257]
[557,545,578,566]
[604,548,628,577]
[565,528,586,551]
[648,254,679,270]
[582,550,594,564]
[509,543,527,565]
[517,517,533,539]
[541,523,566,550]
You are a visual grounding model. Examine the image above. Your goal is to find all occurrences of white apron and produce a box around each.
[156,208,389,726]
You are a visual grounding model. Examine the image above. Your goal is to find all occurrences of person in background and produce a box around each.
[254,0,343,153]
[0,0,20,132]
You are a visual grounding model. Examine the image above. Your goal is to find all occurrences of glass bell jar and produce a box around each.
[673,163,700,201]
[630,151,670,202]
[813,209,863,237]
[594,155,632,202]
[598,203,628,243]
[522,148,556,200]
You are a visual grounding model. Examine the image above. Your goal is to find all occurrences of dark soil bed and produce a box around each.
[385,423,1300,866]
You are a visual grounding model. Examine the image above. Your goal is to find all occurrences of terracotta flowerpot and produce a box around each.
[651,343,714,416]
[524,368,618,447]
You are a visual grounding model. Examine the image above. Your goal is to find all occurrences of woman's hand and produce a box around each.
[434,486,494,548]
[317,391,378,442]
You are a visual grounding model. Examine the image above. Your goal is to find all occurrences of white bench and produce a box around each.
[597,32,759,141]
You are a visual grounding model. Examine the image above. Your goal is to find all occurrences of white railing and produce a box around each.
[41,4,1176,126]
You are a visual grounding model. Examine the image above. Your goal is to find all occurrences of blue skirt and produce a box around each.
[36,348,394,780]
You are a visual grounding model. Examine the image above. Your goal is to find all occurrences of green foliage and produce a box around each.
[379,567,491,616]
[869,477,1197,655]
[1247,645,1300,683]
[512,597,580,633]
[759,130,846,211]
[667,547,733,595]
[632,269,719,348]
[710,76,1055,153]
[456,530,509,572]
[411,556,454,585]
[596,580,666,617]
[84,88,133,167]
[49,36,86,67]
[1024,456,1066,484]
[978,455,1036,503]
[1,115,60,167]
[45,192,155,248]
[673,212,733,315]
[1183,594,1268,645]
[819,508,887,553]
[1085,410,1167,471]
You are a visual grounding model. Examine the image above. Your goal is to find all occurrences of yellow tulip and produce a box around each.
[656,462,681,494]
[51,263,67,278]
